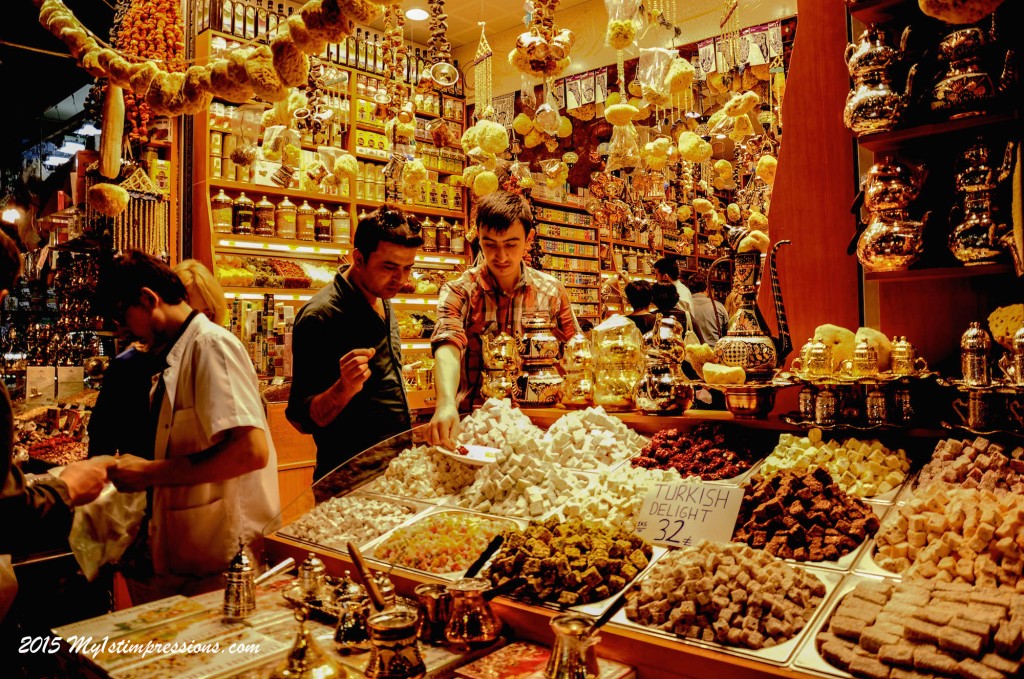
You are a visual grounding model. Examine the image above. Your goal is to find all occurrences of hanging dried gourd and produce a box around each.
[36,0,376,127]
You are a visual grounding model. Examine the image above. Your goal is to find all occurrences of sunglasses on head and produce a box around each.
[378,206,422,234]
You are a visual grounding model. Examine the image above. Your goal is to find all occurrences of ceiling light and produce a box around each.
[405,7,428,21]
[2,207,22,225]
[76,122,102,136]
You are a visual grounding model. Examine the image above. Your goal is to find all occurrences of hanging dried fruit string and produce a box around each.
[382,4,408,115]
[117,0,186,144]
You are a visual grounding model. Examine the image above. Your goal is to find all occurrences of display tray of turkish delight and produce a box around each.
[478,516,659,618]
[854,480,1024,589]
[275,491,430,556]
[731,468,890,573]
[613,540,842,666]
[626,422,766,486]
[913,435,1024,496]
[360,443,480,504]
[369,508,523,582]
[760,429,913,504]
[795,574,1024,679]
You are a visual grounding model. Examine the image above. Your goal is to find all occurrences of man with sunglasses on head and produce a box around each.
[427,190,580,449]
[288,206,423,479]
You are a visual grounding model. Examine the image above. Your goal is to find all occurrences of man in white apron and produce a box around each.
[100,251,280,603]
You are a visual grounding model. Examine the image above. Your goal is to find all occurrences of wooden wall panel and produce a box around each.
[763,0,861,365]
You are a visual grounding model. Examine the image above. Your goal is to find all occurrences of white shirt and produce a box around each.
[674,280,693,314]
[149,314,280,579]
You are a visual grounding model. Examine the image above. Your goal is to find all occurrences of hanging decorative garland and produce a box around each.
[509,0,574,79]
[33,0,388,117]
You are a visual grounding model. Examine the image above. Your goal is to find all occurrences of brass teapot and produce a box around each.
[844,25,915,135]
[516,314,561,366]
[949,137,1016,265]
[857,158,930,272]
[931,25,999,119]
[714,240,793,381]
[862,157,926,212]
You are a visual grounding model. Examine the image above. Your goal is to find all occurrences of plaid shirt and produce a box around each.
[431,263,580,407]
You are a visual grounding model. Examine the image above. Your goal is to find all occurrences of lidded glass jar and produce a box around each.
[592,315,645,412]
[296,200,316,241]
[960,321,991,386]
[275,196,297,238]
[232,192,255,235]
[253,195,275,236]
[332,205,351,245]
[450,220,465,254]
[211,189,234,234]
[420,216,437,252]
[314,203,333,242]
[436,217,451,254]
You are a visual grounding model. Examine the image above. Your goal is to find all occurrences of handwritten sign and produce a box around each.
[634,481,743,549]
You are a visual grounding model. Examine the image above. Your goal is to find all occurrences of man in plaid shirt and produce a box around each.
[427,191,580,448]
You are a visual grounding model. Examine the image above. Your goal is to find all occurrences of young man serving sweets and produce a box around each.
[427,191,580,449]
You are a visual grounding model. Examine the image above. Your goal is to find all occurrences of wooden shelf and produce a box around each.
[209,178,351,205]
[608,238,653,248]
[537,217,595,229]
[222,286,320,300]
[355,152,389,162]
[536,232,598,245]
[541,250,599,260]
[562,283,598,289]
[530,195,588,210]
[856,111,1019,153]
[355,122,386,132]
[356,199,464,219]
[846,0,916,25]
[863,263,1014,282]
[543,265,601,274]
[214,234,349,261]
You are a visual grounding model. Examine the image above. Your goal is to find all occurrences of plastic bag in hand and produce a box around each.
[68,473,146,582]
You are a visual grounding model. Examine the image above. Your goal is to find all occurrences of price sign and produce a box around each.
[634,481,744,549]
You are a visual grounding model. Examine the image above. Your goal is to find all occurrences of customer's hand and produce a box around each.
[338,348,375,395]
[108,454,158,493]
[59,457,117,506]
[426,404,461,450]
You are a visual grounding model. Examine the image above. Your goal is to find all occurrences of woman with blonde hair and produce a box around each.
[173,259,228,325]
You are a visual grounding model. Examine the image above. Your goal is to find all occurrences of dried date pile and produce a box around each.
[733,468,880,562]
[631,423,758,481]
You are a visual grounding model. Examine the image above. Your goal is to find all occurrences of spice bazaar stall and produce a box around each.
[17,0,1024,679]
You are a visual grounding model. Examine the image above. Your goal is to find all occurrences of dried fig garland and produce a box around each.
[381,4,409,114]
[34,0,385,117]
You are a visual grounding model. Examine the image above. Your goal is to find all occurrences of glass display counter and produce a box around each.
[262,412,835,679]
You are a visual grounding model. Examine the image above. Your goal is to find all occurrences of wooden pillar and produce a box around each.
[764,1,861,362]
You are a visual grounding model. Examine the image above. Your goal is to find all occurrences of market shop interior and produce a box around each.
[1,0,1023,678]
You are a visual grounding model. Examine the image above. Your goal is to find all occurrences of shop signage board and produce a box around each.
[634,481,744,549]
